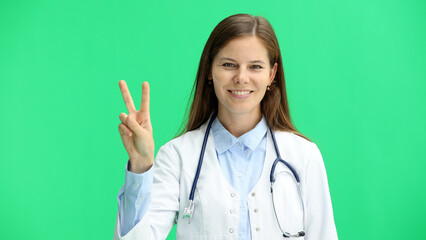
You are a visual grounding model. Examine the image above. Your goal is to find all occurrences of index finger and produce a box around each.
[119,80,136,113]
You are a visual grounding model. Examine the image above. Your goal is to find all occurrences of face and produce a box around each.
[210,36,278,120]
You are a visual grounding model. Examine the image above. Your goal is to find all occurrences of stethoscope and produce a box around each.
[182,114,306,238]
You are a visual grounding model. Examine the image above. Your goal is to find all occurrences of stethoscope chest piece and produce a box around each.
[182,200,194,222]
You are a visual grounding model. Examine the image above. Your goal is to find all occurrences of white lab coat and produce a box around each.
[113,119,338,240]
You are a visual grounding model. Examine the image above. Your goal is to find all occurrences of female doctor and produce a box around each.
[114,14,338,240]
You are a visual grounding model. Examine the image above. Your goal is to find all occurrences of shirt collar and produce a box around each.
[211,115,268,154]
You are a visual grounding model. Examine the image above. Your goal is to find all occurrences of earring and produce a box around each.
[267,86,271,91]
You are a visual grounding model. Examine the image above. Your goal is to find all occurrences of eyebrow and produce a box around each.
[219,57,266,64]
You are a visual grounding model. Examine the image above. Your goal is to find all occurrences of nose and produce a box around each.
[234,66,249,84]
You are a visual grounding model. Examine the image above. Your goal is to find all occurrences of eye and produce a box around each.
[222,63,235,68]
[251,65,263,69]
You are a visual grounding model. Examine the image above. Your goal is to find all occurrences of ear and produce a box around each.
[269,63,278,85]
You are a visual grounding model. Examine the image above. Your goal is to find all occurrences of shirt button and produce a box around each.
[230,209,235,214]
[254,208,258,213]
[237,173,242,177]
[231,193,236,197]
[133,182,139,187]
[256,227,260,232]
[251,192,256,197]
[229,228,234,233]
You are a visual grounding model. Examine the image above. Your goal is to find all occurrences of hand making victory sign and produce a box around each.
[118,80,154,174]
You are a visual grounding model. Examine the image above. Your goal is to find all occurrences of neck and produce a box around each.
[217,109,262,138]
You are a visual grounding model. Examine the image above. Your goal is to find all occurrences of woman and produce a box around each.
[114,14,338,240]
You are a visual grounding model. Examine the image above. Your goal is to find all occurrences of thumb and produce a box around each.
[126,115,142,136]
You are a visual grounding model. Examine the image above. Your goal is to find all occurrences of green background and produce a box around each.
[1,0,425,239]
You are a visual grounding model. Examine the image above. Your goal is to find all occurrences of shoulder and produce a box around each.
[273,131,321,171]
[276,131,327,177]
[274,130,316,151]
[153,123,208,176]
[157,123,206,155]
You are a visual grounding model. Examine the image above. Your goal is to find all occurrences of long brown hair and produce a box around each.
[178,13,310,142]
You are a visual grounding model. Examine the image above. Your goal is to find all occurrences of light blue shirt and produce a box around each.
[117,116,267,239]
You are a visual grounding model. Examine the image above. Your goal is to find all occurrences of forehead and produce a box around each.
[214,36,269,62]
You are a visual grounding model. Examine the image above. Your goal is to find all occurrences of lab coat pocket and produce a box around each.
[271,167,304,237]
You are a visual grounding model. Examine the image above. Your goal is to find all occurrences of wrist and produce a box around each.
[128,158,153,174]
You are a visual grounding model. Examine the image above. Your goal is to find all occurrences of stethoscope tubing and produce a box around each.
[269,128,301,183]
[184,114,306,238]
[189,114,216,201]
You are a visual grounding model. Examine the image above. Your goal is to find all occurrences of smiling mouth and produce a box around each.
[228,90,253,95]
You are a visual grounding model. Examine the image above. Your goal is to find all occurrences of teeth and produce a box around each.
[231,90,251,95]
